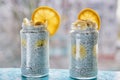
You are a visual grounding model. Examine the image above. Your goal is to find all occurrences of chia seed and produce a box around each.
[21,25,49,77]
[70,27,98,79]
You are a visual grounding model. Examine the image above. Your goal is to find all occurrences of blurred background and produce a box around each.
[0,0,120,70]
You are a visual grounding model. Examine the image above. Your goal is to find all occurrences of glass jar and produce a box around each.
[69,24,98,79]
[20,24,49,77]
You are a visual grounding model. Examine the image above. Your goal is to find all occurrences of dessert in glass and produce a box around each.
[20,6,60,77]
[69,8,101,79]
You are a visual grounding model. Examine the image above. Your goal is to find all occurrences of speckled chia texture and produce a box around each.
[20,26,49,77]
[70,27,98,79]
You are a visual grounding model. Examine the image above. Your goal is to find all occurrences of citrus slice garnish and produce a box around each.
[32,6,60,36]
[72,45,86,59]
[78,8,101,30]
[80,45,86,59]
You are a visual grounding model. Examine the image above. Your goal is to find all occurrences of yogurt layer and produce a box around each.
[72,20,97,30]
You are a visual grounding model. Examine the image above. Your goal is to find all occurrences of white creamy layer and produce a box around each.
[22,18,46,28]
[72,20,97,30]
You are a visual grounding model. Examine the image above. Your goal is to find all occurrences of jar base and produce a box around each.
[70,76,97,80]
[22,73,48,78]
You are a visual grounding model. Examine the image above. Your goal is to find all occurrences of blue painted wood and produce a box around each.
[0,68,119,80]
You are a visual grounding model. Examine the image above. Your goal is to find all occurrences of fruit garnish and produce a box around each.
[78,8,101,30]
[32,6,60,36]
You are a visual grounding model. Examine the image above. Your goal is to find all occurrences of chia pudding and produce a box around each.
[70,20,98,79]
[20,18,49,77]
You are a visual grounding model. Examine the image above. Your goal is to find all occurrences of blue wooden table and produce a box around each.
[0,68,120,80]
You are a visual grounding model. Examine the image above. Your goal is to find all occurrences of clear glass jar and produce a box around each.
[20,24,49,77]
[69,24,98,79]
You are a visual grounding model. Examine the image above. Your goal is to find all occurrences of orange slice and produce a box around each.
[32,6,60,36]
[78,8,101,30]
